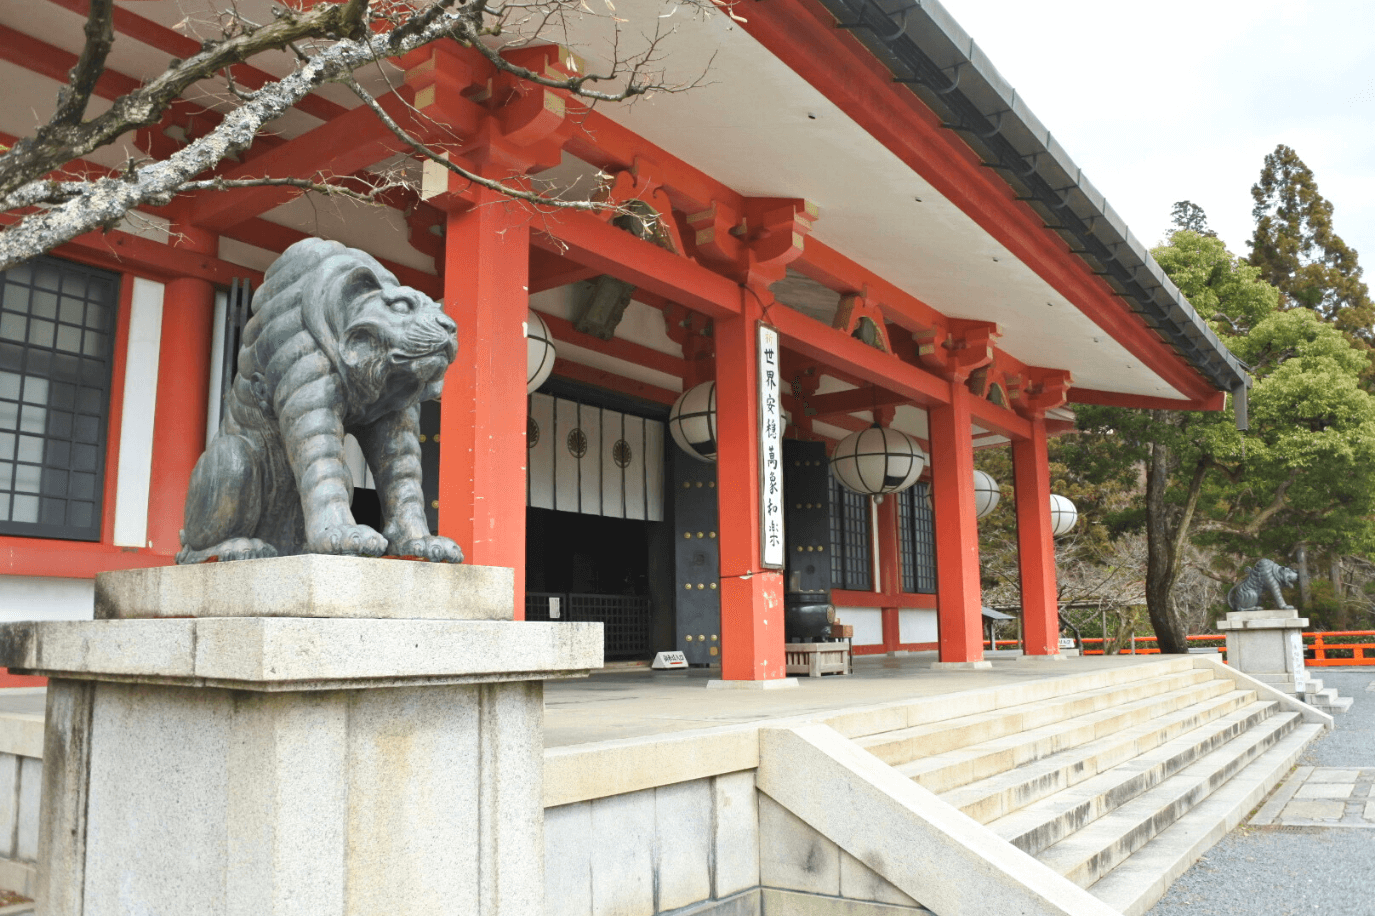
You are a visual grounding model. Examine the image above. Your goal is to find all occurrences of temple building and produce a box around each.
[0,0,1247,683]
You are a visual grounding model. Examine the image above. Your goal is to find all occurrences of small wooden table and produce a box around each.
[785,640,853,677]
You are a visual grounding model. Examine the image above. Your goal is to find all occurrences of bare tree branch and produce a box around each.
[0,0,375,204]
[0,1,472,272]
[51,0,116,128]
[341,74,612,213]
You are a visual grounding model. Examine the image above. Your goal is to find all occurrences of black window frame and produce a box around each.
[829,473,873,591]
[897,481,937,594]
[0,255,119,541]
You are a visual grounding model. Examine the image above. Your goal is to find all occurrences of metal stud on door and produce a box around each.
[673,447,720,665]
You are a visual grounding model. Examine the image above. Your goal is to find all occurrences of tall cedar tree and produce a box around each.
[1249,145,1374,341]
[1170,200,1216,237]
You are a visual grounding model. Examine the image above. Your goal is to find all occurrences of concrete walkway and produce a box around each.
[1148,667,1375,915]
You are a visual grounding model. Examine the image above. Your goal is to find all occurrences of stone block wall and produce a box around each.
[0,743,43,895]
[544,772,759,916]
[543,771,926,916]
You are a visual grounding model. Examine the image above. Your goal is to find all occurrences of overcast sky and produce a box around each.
[937,0,1375,270]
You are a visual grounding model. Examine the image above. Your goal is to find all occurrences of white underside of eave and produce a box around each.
[1,1,1188,400]
[550,2,1188,400]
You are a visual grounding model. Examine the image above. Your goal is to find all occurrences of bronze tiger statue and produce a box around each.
[178,238,463,564]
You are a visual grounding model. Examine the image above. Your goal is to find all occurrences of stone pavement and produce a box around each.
[1251,766,1375,827]
[1149,667,1375,916]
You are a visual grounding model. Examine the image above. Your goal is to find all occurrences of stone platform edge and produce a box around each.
[94,555,515,621]
[0,618,602,691]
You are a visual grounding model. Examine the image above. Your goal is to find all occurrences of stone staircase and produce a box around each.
[846,658,1325,915]
[1299,676,1353,714]
[1250,672,1354,714]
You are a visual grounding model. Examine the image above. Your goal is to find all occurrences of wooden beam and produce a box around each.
[537,311,688,380]
[550,358,679,406]
[804,386,910,418]
[531,210,740,320]
[186,93,460,232]
[1069,387,1224,412]
[769,306,949,408]
[529,247,600,293]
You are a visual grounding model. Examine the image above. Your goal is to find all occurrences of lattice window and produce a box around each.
[897,482,937,594]
[0,256,118,540]
[829,474,872,591]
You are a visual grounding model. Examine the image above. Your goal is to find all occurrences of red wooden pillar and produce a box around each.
[715,291,786,681]
[928,384,986,665]
[146,226,217,555]
[1014,417,1060,655]
[438,194,529,615]
[876,492,902,652]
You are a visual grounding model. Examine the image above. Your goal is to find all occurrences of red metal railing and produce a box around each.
[983,630,1375,666]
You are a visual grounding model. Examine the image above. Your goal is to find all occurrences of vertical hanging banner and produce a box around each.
[758,324,785,569]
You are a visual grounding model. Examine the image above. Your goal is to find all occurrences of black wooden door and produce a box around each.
[784,440,832,594]
[672,447,720,665]
[419,400,441,533]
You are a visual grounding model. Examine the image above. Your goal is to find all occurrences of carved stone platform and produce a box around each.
[0,558,602,916]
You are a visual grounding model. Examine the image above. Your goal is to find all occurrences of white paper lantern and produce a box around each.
[1049,494,1078,536]
[669,381,717,462]
[526,309,556,394]
[973,470,1001,520]
[830,426,926,496]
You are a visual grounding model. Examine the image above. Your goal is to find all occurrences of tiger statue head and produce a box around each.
[178,238,463,564]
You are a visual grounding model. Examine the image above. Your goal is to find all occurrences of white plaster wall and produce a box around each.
[0,575,94,622]
[899,609,938,645]
[112,277,164,549]
[836,607,883,647]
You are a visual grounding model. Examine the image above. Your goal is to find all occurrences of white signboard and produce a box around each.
[1058,637,1076,650]
[548,596,561,620]
[1288,629,1307,690]
[652,651,689,669]
[758,324,785,569]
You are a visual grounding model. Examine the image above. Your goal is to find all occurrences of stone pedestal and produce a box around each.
[1217,609,1309,693]
[0,557,602,916]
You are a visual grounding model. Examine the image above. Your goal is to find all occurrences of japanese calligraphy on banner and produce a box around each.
[758,324,785,569]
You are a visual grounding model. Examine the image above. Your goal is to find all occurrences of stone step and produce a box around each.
[1032,710,1301,888]
[937,687,1257,824]
[987,699,1281,856]
[856,669,1215,766]
[896,678,1237,797]
[1087,723,1323,916]
[1311,694,1353,714]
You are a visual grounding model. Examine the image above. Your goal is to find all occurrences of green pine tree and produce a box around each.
[1248,144,1374,341]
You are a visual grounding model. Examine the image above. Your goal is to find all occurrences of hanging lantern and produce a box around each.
[1049,494,1078,536]
[669,381,717,462]
[526,309,556,394]
[830,425,926,496]
[973,470,1001,520]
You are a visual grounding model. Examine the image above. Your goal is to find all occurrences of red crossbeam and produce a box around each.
[531,210,740,320]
